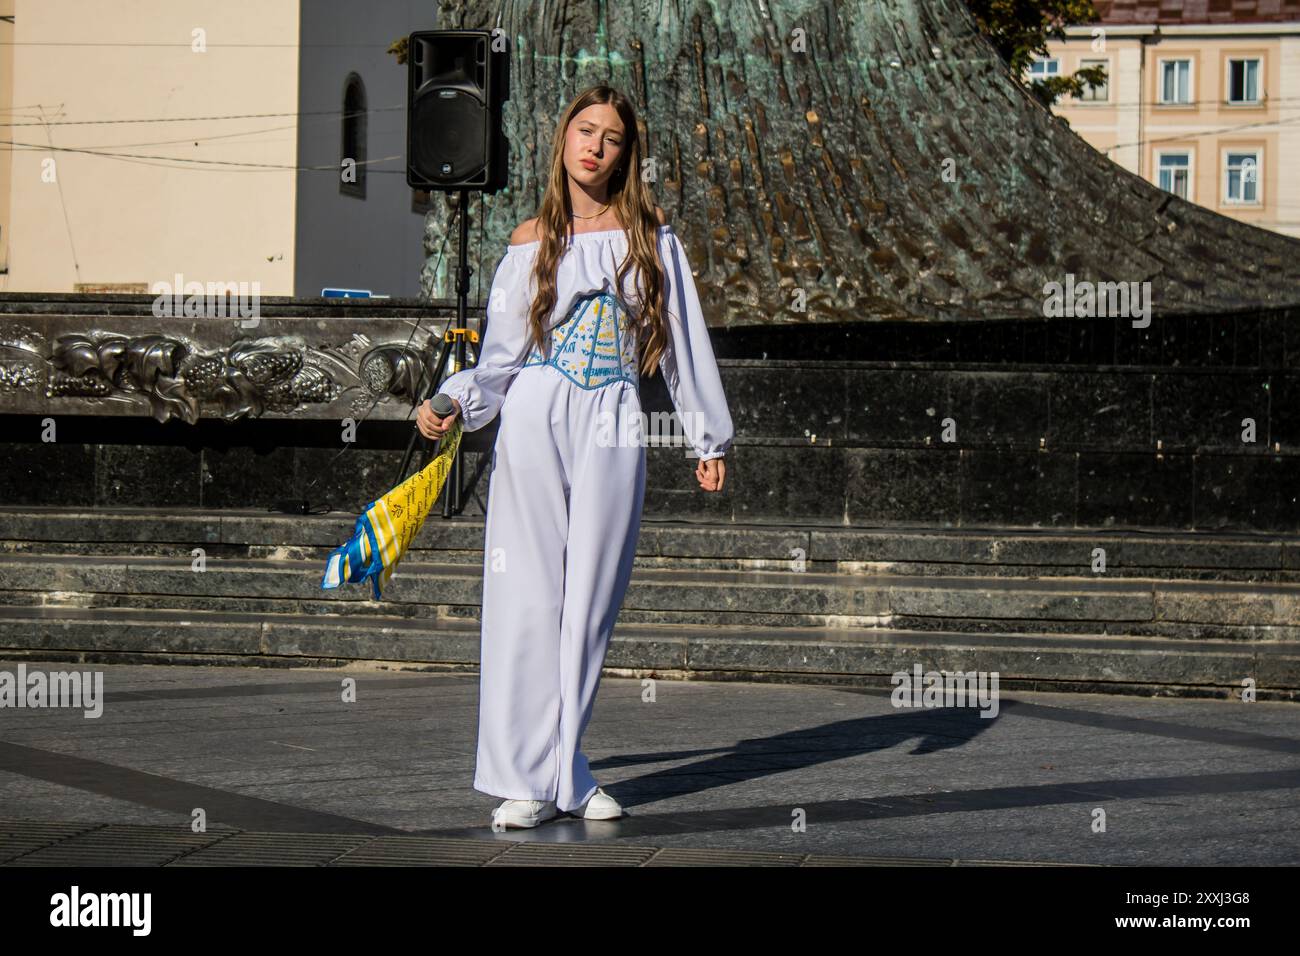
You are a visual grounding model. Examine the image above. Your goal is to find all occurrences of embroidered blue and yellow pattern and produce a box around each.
[522,292,639,389]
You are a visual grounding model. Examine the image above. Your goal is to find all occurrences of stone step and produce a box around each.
[2,552,1298,638]
[0,604,1293,700]
[4,505,1297,694]
[3,507,1299,582]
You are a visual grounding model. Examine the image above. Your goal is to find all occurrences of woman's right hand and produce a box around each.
[416,396,462,439]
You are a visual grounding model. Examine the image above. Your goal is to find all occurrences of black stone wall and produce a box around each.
[2,301,1295,532]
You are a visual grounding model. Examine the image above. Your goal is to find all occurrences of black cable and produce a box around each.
[275,199,462,513]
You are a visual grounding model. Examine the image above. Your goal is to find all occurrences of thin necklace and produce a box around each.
[570,203,610,220]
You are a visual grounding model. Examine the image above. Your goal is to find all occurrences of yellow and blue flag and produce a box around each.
[320,419,462,600]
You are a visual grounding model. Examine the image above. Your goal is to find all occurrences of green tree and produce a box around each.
[964,0,1107,107]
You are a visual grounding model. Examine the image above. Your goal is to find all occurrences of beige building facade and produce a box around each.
[0,0,301,294]
[0,0,433,296]
[1046,15,1300,238]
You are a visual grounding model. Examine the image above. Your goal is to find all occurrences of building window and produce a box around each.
[1227,58,1261,103]
[1159,59,1192,104]
[1156,152,1191,199]
[1077,58,1109,102]
[340,72,367,199]
[1029,58,1060,80]
[1224,150,1261,204]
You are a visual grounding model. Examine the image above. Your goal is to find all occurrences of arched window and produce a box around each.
[340,72,367,198]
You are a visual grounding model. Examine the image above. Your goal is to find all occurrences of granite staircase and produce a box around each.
[1,505,1296,701]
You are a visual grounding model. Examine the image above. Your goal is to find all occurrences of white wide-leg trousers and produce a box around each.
[472,364,646,812]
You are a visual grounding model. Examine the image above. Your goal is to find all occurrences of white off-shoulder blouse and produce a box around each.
[438,224,735,461]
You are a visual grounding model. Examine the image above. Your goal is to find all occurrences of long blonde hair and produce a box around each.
[524,85,669,379]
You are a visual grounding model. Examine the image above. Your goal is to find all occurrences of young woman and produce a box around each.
[416,84,734,829]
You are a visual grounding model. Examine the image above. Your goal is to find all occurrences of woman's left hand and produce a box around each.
[697,456,726,492]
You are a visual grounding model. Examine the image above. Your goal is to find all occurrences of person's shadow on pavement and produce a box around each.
[592,692,1010,808]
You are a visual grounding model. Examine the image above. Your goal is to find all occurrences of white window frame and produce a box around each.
[1155,149,1194,202]
[1029,57,1060,80]
[1225,56,1262,104]
[1076,56,1111,103]
[1222,147,1263,205]
[1157,57,1194,105]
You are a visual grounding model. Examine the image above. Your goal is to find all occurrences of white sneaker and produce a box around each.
[490,798,558,829]
[572,787,623,820]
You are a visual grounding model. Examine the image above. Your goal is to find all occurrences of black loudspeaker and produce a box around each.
[406,29,510,192]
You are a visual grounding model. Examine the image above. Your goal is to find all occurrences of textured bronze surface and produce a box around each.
[425,0,1300,326]
[0,303,450,423]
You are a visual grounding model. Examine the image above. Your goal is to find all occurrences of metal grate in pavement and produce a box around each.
[2,822,228,866]
[952,858,1089,867]
[331,836,509,866]
[0,819,1089,866]
[168,831,375,866]
[643,846,806,866]
[0,820,102,864]
[486,841,660,867]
